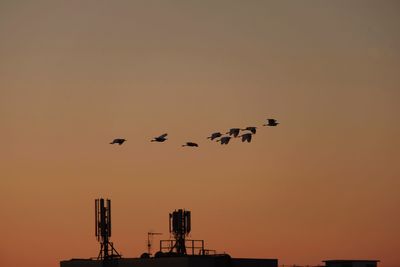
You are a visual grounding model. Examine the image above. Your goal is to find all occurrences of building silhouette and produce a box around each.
[59,199,378,267]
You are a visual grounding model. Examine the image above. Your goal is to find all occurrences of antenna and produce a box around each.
[147,232,162,255]
[159,209,208,255]
[169,209,191,255]
[95,198,121,260]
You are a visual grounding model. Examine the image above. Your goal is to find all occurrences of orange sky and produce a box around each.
[1,1,399,267]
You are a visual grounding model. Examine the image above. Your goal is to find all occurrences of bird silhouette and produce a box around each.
[239,133,252,143]
[151,133,168,142]
[241,126,257,134]
[226,128,241,137]
[110,138,126,145]
[207,132,222,140]
[217,136,231,145]
[182,142,199,147]
[263,119,279,126]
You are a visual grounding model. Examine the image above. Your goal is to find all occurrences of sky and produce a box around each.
[1,1,399,267]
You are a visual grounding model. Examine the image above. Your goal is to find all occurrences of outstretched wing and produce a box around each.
[248,127,256,134]
[211,132,221,139]
[158,133,168,138]
[247,134,252,142]
[224,137,231,144]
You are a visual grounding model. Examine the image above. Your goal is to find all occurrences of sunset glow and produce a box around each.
[1,1,399,267]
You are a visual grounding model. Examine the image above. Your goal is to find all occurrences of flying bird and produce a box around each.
[241,126,257,134]
[207,132,222,140]
[217,136,231,145]
[263,119,279,126]
[151,133,168,142]
[182,142,199,147]
[226,128,241,137]
[110,138,126,145]
[239,133,252,143]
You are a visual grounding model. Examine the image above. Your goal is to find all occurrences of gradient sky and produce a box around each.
[1,1,399,267]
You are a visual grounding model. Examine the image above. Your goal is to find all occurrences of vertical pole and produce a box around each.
[95,199,98,239]
[148,233,151,255]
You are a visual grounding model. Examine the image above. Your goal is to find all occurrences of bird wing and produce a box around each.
[247,127,256,133]
[224,137,231,144]
[158,133,168,138]
[187,142,198,147]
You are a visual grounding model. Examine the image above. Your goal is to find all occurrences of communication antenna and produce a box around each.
[95,198,121,260]
[169,209,191,255]
[159,209,208,255]
[147,232,162,255]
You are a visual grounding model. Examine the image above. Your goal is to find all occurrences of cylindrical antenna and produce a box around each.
[169,213,172,233]
[107,199,111,237]
[94,198,120,260]
[185,211,191,234]
[95,199,98,239]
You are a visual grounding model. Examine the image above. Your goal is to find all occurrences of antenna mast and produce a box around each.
[95,198,121,260]
[169,209,191,255]
[147,232,162,255]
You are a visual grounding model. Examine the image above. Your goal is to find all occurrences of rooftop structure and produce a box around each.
[323,260,380,267]
[59,198,379,267]
[60,256,278,267]
[94,198,121,260]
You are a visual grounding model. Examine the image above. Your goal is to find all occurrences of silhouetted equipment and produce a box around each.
[61,202,280,267]
[241,126,257,134]
[110,138,126,145]
[158,209,208,256]
[323,260,379,267]
[182,142,199,147]
[207,132,222,140]
[239,133,252,143]
[95,198,121,260]
[217,136,231,145]
[170,209,190,254]
[226,128,241,137]
[147,232,162,255]
[263,119,279,126]
[151,133,168,142]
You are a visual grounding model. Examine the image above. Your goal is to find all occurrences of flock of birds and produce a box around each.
[109,118,279,148]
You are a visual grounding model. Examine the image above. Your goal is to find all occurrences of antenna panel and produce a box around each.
[185,211,191,234]
[107,199,111,237]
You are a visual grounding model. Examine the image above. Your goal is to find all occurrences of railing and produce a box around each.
[160,239,215,255]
